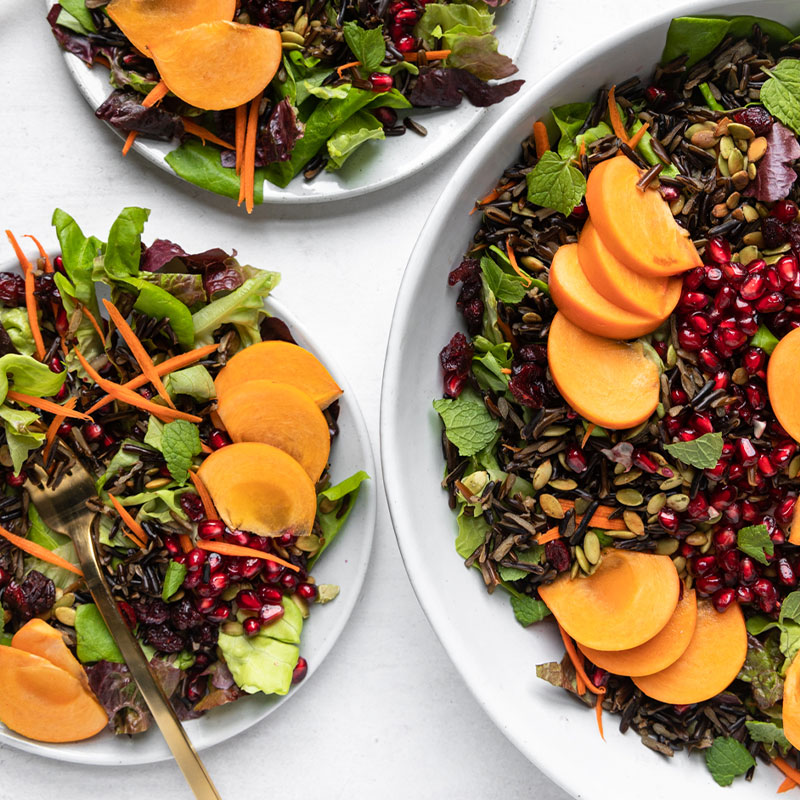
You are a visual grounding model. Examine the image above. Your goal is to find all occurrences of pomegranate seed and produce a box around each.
[281,572,299,592]
[236,590,261,610]
[54,255,64,272]
[690,412,714,434]
[705,460,728,480]
[659,184,680,201]
[695,574,723,595]
[747,258,767,274]
[0,567,9,589]
[48,356,64,373]
[766,266,785,291]
[657,507,680,532]
[692,555,717,576]
[721,262,746,284]
[776,496,797,524]
[224,529,250,547]
[83,422,103,442]
[263,560,283,584]
[394,7,418,23]
[742,347,766,374]
[632,451,658,474]
[736,438,758,466]
[778,558,797,586]
[714,526,737,551]
[740,273,765,300]
[186,548,206,571]
[757,454,777,476]
[777,254,799,284]
[569,200,589,221]
[258,603,285,625]
[713,370,730,390]
[718,549,740,574]
[719,321,747,350]
[6,471,25,488]
[724,502,742,524]
[179,492,205,522]
[728,463,745,482]
[712,588,736,612]
[773,199,799,223]
[704,266,724,289]
[241,557,263,580]
[207,573,228,593]
[186,674,208,703]
[292,656,308,684]
[208,429,231,450]
[677,325,704,351]
[243,618,261,636]
[706,237,731,264]
[198,519,225,539]
[163,536,181,556]
[195,596,216,612]
[710,486,736,510]
[670,388,688,405]
[697,348,721,372]
[756,292,786,313]
[369,73,393,92]
[297,583,317,601]
[741,500,759,523]
[678,428,698,442]
[565,447,587,473]
[687,493,709,520]
[685,268,705,290]
[206,552,223,573]
[736,585,754,604]
[257,586,283,604]
[55,308,68,335]
[679,291,709,310]
[754,577,776,598]
[101,433,116,449]
[57,422,73,438]
[689,313,712,335]
[117,601,137,629]
[745,384,767,411]
[396,34,417,51]
[278,532,297,546]
[788,273,800,300]
[739,557,758,584]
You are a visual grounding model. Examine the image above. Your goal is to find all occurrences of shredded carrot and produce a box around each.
[402,49,452,63]
[195,539,300,572]
[499,368,512,375]
[181,118,235,150]
[122,80,169,156]
[43,396,77,460]
[496,317,518,349]
[23,234,53,273]
[188,470,219,521]
[581,423,596,449]
[234,104,247,175]
[0,524,83,577]
[77,302,107,347]
[470,181,516,215]
[579,138,587,159]
[536,527,561,545]
[559,624,605,739]
[200,442,213,454]
[5,231,46,360]
[775,759,800,787]
[102,299,176,409]
[107,493,147,546]
[179,534,193,553]
[6,390,90,420]
[607,86,630,145]
[240,91,263,214]
[336,60,362,78]
[74,349,202,423]
[532,120,550,158]
[558,498,627,531]
[778,776,797,794]
[629,122,650,150]
[506,236,532,287]
[86,343,219,414]
[124,530,147,548]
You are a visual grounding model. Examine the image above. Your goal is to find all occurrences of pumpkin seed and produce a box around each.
[623,510,645,535]
[686,532,708,546]
[290,594,309,619]
[727,149,744,174]
[685,122,715,139]
[732,367,749,385]
[790,455,800,479]
[574,497,590,516]
[670,196,685,216]
[660,475,683,491]
[317,584,340,604]
[521,255,546,271]
[741,205,759,223]
[54,592,75,609]
[656,538,680,555]
[700,539,713,554]
[726,191,741,210]
[666,344,677,368]
[732,170,750,190]
[616,488,644,506]
[666,493,690,512]
[55,607,76,626]
[743,231,764,247]
[717,153,731,178]
[691,129,719,149]
[728,122,754,140]
[542,425,570,437]
[281,41,304,51]
[647,492,667,514]
[539,493,565,519]
[319,496,338,514]
[719,135,734,159]
[747,162,757,180]
[672,555,686,574]
[296,534,321,552]
[575,546,591,574]
[738,245,760,264]
[294,13,308,35]
[549,479,578,491]
[570,561,580,579]
[606,529,639,539]
[281,30,305,44]
[222,586,240,601]
[533,460,553,490]
[685,574,694,589]
[613,468,643,486]
[583,531,601,565]
[222,621,244,636]
[145,477,171,490]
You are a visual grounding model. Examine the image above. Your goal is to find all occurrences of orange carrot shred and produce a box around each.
[86,343,219,414]
[607,86,630,145]
[558,498,627,531]
[0,524,83,576]
[778,776,797,794]
[579,139,587,158]
[403,49,451,63]
[74,349,202,423]
[775,759,800,787]
[122,80,169,155]
[108,493,147,545]
[179,534,193,554]
[629,122,650,150]
[499,368,512,375]
[559,624,605,739]
[23,234,53,273]
[77,302,107,347]
[200,442,213,454]
[196,539,300,572]
[5,230,46,360]
[6,390,90,420]
[124,530,147,548]
[188,470,219,521]
[532,120,550,158]
[506,236,532,287]
[234,104,247,175]
[536,527,561,545]
[581,423,596,449]
[181,118,234,150]
[241,91,263,214]
[102,299,176,409]
[470,181,515,215]
[43,396,77,460]
[336,60,362,78]
[496,317,518,349]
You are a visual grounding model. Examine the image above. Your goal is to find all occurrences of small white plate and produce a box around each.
[50,2,535,204]
[381,1,800,797]
[0,250,377,765]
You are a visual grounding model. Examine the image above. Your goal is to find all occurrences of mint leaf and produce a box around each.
[781,591,800,625]
[499,565,528,581]
[663,432,723,469]
[737,524,774,566]
[342,22,386,71]
[762,60,800,135]
[745,721,791,755]
[433,395,499,457]
[455,509,489,558]
[162,561,187,601]
[510,595,551,626]
[751,324,779,355]
[705,736,755,787]
[161,420,201,484]
[75,604,124,664]
[480,255,527,304]
[525,151,586,217]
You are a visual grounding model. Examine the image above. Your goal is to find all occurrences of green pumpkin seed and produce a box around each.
[727,149,744,175]
[54,592,76,609]
[685,532,708,547]
[790,455,800,479]
[672,555,686,574]
[549,479,578,491]
[685,122,715,139]
[659,475,683,491]
[583,532,601,565]
[666,345,677,368]
[574,497,590,516]
[539,493,565,519]
[719,135,734,159]
[616,488,644,506]
[54,607,76,626]
[575,546,591,574]
[296,534,321,552]
[738,245,760,265]
[666,493,690,512]
[570,561,580,579]
[748,137,767,162]
[622,510,645,535]
[732,170,750,190]
[607,529,639,539]
[727,122,754,140]
[533,460,553,490]
[656,538,680,555]
[748,162,757,180]
[717,153,731,178]
[647,493,667,515]
[613,468,643,486]
[281,30,305,44]
[281,41,304,51]
[222,621,244,636]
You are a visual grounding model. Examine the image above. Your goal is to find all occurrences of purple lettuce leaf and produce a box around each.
[47,4,99,65]
[86,660,151,735]
[409,68,524,108]
[745,121,800,202]
[257,98,305,165]
[600,442,634,471]
[141,239,189,272]
[139,272,207,307]
[96,90,184,141]
[260,315,297,344]
[483,0,511,5]
[445,34,518,81]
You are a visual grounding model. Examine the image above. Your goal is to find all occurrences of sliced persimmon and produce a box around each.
[633,600,747,703]
[578,220,683,318]
[150,21,282,111]
[537,549,680,651]
[549,243,664,339]
[0,646,107,743]
[12,619,88,689]
[578,588,697,676]
[197,442,316,537]
[585,155,702,277]
[107,0,236,55]
[547,312,660,429]
[783,651,800,751]
[215,341,342,409]
[216,380,331,482]
[768,327,800,446]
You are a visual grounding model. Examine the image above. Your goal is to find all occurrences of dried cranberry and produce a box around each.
[144,624,186,653]
[545,539,570,572]
[733,105,773,136]
[0,273,26,306]
[439,332,473,375]
[134,598,169,625]
[762,216,789,249]
[34,273,61,304]
[3,571,55,621]
[170,598,204,630]
[508,364,544,408]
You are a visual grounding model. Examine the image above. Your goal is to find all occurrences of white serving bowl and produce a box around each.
[381,2,800,797]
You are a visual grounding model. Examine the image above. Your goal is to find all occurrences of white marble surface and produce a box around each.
[0,0,689,796]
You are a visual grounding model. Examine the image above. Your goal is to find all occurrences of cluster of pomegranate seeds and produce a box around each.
[387,0,432,53]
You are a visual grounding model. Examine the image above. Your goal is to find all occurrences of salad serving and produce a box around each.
[434,14,800,790]
[0,207,368,743]
[47,0,523,210]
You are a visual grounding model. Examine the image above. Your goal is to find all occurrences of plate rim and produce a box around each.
[0,249,377,765]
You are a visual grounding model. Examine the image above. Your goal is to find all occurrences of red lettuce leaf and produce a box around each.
[257,98,305,165]
[446,34,518,81]
[745,121,800,202]
[409,68,523,108]
[96,90,184,141]
[140,239,188,272]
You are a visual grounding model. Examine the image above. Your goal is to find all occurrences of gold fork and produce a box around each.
[26,462,221,800]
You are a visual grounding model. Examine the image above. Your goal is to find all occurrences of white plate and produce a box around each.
[381,1,800,797]
[0,251,377,765]
[51,2,535,204]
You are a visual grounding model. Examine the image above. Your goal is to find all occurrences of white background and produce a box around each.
[2,0,689,797]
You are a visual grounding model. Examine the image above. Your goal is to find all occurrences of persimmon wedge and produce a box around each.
[585,155,702,277]
[768,327,800,446]
[538,549,680,651]
[12,619,89,689]
[216,380,331,482]
[215,340,342,409]
[150,21,282,110]
[549,243,664,339]
[0,646,107,743]
[578,589,697,677]
[197,442,316,537]
[107,0,236,55]
[633,600,747,704]
[578,220,683,319]
[783,650,800,751]
[547,312,660,429]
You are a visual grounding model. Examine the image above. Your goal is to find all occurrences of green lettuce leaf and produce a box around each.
[455,508,488,558]
[59,0,96,32]
[342,21,386,71]
[444,32,516,80]
[162,561,187,601]
[0,308,35,356]
[216,633,299,695]
[102,207,150,279]
[415,3,496,48]
[75,604,124,664]
[0,404,45,474]
[165,365,216,402]
[0,353,66,404]
[119,276,195,350]
[326,111,385,170]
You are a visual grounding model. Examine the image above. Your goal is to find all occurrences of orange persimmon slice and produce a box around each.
[585,155,702,277]
[633,600,747,703]
[538,549,680,652]
[11,619,89,689]
[783,650,800,751]
[150,21,282,111]
[768,327,800,446]
[578,589,697,676]
[547,312,660,430]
